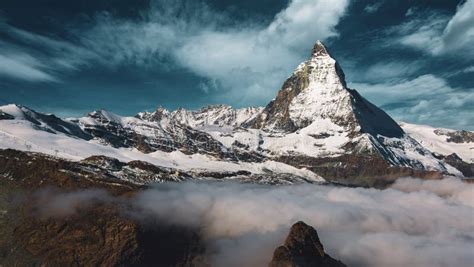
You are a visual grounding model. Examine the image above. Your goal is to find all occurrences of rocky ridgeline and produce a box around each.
[0,41,472,187]
[269,221,346,267]
[0,149,340,266]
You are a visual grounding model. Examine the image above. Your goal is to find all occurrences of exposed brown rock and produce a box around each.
[0,149,208,267]
[434,129,474,143]
[13,205,207,267]
[438,153,474,177]
[269,221,345,267]
[277,154,443,188]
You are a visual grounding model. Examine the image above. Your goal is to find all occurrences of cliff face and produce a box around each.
[269,221,346,267]
[0,41,470,187]
[0,149,207,267]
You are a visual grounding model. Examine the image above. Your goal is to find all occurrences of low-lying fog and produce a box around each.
[38,177,474,267]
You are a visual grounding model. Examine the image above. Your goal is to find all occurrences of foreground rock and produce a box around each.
[269,221,346,267]
[0,149,208,266]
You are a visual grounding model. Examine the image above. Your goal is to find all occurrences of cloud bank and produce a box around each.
[129,178,474,267]
[36,177,474,267]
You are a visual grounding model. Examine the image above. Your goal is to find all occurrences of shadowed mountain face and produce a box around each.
[0,41,471,188]
[246,41,404,138]
[269,221,346,267]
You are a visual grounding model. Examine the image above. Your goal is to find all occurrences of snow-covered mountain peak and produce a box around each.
[87,109,124,124]
[311,40,330,58]
[247,41,356,132]
[0,104,37,120]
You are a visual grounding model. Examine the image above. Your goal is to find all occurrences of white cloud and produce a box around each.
[130,179,474,267]
[405,7,418,17]
[463,65,474,73]
[442,0,474,54]
[364,1,384,14]
[0,21,97,82]
[350,74,474,130]
[388,12,447,55]
[351,60,424,83]
[0,53,57,82]
[391,0,474,56]
[37,178,473,267]
[80,0,350,106]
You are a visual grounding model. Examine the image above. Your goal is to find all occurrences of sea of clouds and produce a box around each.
[37,177,474,267]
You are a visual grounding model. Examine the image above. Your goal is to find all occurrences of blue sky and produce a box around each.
[0,0,473,129]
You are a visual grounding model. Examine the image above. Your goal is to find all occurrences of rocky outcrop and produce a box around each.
[239,41,448,182]
[246,41,403,138]
[435,153,474,177]
[435,129,474,143]
[277,154,444,188]
[269,221,346,267]
[0,111,14,120]
[0,104,91,139]
[0,149,208,267]
[0,41,470,185]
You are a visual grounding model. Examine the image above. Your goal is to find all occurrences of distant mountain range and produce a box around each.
[0,41,472,187]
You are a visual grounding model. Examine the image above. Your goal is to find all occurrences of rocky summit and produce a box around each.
[0,41,472,188]
[269,221,346,267]
[0,41,473,267]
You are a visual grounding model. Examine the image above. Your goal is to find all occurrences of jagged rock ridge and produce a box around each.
[269,221,346,267]
[0,41,472,186]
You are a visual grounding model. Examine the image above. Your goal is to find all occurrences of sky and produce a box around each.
[0,0,473,130]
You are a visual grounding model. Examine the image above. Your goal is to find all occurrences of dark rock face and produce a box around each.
[438,153,474,177]
[0,105,91,139]
[0,111,14,120]
[79,110,238,160]
[246,41,403,139]
[0,149,208,267]
[13,205,207,267]
[277,154,443,188]
[269,221,346,267]
[438,130,474,143]
[245,71,304,132]
[347,89,404,138]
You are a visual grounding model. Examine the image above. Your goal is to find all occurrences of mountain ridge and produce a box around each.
[0,41,472,186]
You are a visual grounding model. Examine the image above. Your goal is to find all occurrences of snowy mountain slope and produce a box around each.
[0,104,90,139]
[70,109,240,160]
[0,41,471,185]
[400,122,473,163]
[0,104,323,184]
[245,42,403,137]
[240,42,456,176]
[138,105,263,128]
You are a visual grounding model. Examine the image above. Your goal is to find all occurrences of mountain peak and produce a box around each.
[311,40,329,58]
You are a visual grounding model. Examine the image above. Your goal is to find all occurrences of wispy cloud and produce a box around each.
[388,0,474,57]
[348,60,425,83]
[78,0,350,106]
[364,1,385,14]
[0,53,57,82]
[351,74,474,130]
[0,20,97,82]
